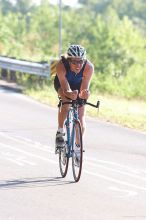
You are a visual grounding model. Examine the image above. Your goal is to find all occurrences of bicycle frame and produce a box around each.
[65,104,79,158]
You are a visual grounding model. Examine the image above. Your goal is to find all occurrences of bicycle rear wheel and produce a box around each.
[72,120,83,182]
[59,144,69,178]
[59,127,69,178]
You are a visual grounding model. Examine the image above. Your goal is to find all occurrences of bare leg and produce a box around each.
[55,88,70,153]
[78,105,86,135]
[57,88,70,130]
[74,105,86,146]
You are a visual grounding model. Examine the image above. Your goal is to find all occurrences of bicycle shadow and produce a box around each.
[0,176,75,190]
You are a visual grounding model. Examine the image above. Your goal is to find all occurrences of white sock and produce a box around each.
[58,128,64,133]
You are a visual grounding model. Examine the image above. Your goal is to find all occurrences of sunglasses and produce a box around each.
[69,59,84,65]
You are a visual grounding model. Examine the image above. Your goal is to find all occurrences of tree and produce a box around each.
[13,0,36,15]
[0,0,14,14]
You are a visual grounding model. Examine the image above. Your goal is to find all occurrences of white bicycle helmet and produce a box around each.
[67,45,86,58]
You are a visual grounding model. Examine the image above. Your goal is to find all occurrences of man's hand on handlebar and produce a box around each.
[63,90,78,100]
[79,89,90,100]
[63,89,90,101]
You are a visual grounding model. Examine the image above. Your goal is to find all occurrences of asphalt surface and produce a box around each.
[0,81,146,220]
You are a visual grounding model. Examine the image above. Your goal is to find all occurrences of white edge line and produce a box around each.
[84,170,146,191]
[0,143,58,165]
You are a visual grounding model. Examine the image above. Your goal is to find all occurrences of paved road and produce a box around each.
[0,85,146,220]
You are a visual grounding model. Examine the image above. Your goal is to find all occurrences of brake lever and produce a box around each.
[96,100,100,108]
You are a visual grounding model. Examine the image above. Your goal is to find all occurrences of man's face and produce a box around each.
[69,58,85,73]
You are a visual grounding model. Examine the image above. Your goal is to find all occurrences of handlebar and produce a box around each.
[86,100,100,108]
[58,98,100,109]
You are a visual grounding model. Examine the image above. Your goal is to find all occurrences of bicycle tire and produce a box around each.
[72,120,83,182]
[59,127,69,178]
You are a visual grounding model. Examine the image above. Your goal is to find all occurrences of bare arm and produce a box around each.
[56,60,71,92]
[79,61,94,99]
[56,60,78,99]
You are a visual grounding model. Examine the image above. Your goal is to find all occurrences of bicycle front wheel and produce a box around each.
[72,120,83,182]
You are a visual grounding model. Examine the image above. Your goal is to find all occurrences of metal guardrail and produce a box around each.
[0,56,50,77]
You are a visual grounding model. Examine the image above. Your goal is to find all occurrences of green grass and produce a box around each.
[24,84,146,132]
[86,93,146,131]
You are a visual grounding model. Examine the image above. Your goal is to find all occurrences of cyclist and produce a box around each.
[54,44,94,153]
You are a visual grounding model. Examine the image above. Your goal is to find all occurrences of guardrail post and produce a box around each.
[1,68,8,80]
[10,69,17,82]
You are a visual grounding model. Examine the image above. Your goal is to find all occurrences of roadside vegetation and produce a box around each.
[23,79,146,132]
[0,0,146,132]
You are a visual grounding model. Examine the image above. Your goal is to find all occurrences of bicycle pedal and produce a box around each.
[58,145,64,148]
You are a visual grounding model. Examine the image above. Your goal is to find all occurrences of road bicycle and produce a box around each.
[57,98,100,182]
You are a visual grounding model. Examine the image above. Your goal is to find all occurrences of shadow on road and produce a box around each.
[0,177,75,189]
